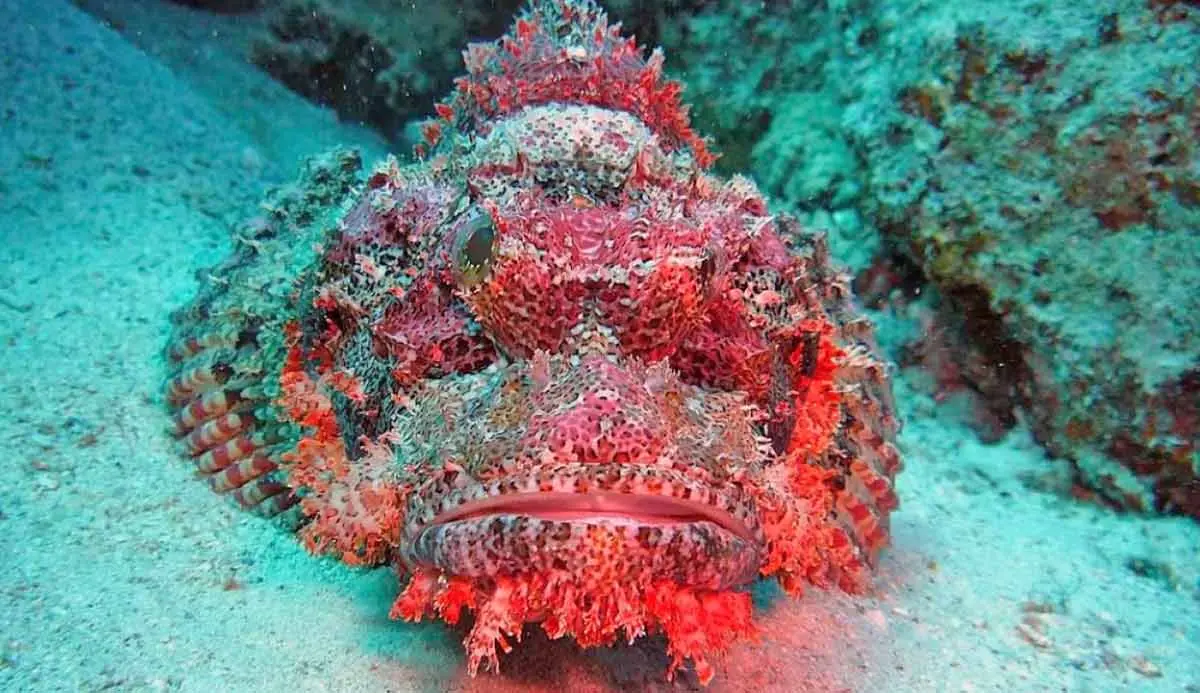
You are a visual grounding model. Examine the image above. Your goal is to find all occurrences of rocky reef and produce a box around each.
[645,0,1200,518]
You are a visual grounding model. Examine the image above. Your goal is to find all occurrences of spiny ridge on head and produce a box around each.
[437,0,714,168]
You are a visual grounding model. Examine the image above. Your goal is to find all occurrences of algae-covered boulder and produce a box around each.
[866,7,1200,517]
[645,0,1200,517]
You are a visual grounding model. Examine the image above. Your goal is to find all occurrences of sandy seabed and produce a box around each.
[1,1,1196,691]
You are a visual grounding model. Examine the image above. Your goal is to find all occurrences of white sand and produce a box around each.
[1,1,1196,691]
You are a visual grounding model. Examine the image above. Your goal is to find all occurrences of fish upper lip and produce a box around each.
[426,489,759,544]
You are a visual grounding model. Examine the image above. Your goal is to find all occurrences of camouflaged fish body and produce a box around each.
[163,1,901,684]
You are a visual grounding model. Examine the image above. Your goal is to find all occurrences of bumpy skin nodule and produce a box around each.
[163,0,902,685]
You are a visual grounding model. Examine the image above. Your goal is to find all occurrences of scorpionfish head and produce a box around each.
[278,0,900,684]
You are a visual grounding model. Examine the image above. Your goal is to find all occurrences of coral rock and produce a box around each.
[641,0,1200,518]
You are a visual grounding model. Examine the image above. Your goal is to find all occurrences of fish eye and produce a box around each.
[698,250,716,287]
[454,210,495,287]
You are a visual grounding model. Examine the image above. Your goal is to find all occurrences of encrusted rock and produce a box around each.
[638,0,1200,518]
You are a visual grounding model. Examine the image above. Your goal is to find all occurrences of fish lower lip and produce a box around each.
[427,490,758,543]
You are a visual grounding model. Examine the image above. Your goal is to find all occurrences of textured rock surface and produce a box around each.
[250,0,521,141]
[636,0,1200,519]
[862,4,1200,518]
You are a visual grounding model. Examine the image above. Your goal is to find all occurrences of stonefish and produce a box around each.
[163,0,901,684]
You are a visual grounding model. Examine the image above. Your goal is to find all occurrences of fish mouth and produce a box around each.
[428,490,757,540]
[400,463,765,591]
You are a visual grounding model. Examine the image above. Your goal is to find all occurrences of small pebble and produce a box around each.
[1129,654,1162,678]
[1016,623,1052,649]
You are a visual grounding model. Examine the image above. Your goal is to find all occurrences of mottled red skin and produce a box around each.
[172,0,902,685]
